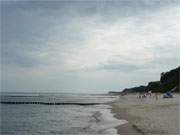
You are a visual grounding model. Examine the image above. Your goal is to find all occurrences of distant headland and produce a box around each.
[109,66,180,94]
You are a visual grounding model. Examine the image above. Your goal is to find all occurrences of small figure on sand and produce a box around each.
[148,91,152,97]
[137,93,147,99]
[155,93,158,100]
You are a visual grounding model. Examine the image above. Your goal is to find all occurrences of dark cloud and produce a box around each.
[97,61,142,72]
[2,42,45,67]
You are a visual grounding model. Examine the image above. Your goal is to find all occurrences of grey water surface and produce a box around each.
[1,93,126,135]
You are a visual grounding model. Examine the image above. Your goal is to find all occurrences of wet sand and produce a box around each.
[110,94,180,135]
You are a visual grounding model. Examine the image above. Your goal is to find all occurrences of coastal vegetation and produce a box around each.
[121,66,180,94]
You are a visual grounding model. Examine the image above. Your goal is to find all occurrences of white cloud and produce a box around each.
[60,5,180,71]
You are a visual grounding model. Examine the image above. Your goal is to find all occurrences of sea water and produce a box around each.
[0,93,127,135]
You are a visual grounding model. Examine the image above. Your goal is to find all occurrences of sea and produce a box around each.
[0,92,127,135]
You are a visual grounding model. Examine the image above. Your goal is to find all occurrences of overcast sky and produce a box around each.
[1,0,180,93]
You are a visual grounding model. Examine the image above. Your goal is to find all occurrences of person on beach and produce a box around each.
[155,93,158,100]
[137,93,147,99]
[148,91,152,98]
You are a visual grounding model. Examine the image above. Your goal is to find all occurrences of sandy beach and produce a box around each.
[110,94,180,135]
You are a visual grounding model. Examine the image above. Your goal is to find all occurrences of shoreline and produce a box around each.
[108,100,143,135]
[110,103,144,135]
[109,94,180,135]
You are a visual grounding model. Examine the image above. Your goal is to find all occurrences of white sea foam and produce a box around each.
[86,105,128,135]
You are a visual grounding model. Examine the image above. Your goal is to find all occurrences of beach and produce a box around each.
[110,94,180,135]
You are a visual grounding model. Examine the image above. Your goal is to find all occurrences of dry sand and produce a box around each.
[110,94,180,135]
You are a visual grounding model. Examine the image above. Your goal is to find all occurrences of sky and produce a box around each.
[1,0,180,93]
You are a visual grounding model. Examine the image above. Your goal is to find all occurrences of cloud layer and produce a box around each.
[1,0,180,93]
